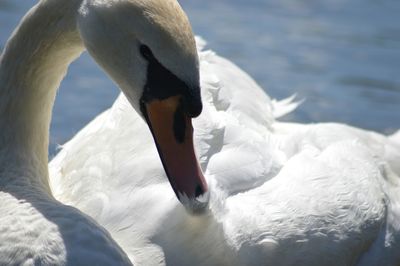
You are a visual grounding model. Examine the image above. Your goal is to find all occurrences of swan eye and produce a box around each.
[140,44,153,60]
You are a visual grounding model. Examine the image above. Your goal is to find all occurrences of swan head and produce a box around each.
[78,0,209,214]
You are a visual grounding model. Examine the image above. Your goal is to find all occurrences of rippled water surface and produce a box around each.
[1,0,399,155]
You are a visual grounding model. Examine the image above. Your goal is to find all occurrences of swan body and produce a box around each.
[49,40,400,265]
[1,0,399,264]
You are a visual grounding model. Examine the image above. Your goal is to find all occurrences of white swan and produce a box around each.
[0,0,209,264]
[49,36,400,266]
[2,0,400,265]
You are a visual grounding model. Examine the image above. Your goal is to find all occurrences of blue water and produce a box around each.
[1,0,399,156]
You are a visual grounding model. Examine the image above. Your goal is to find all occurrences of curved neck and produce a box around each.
[0,0,84,192]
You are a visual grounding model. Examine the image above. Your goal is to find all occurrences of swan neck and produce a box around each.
[0,0,84,191]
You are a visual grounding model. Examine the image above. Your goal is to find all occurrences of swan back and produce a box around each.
[50,42,400,265]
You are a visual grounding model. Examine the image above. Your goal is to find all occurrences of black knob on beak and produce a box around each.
[183,86,203,118]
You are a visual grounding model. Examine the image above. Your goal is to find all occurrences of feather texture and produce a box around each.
[49,40,400,266]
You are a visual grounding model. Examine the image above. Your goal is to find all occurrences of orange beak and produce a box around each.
[144,96,209,213]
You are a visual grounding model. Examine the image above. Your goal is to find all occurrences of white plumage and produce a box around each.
[1,0,399,264]
[50,40,400,265]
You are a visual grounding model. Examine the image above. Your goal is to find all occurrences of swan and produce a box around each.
[2,0,400,265]
[49,38,400,266]
[0,0,209,264]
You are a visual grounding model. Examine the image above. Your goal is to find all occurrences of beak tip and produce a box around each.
[178,190,210,215]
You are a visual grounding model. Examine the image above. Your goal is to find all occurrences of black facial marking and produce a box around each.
[140,49,187,101]
[173,100,187,143]
[139,44,202,117]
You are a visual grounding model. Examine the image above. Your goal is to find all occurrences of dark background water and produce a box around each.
[1,0,399,156]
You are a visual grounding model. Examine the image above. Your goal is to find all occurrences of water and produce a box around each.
[1,0,399,156]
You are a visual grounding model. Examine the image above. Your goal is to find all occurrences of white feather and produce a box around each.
[50,44,400,265]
